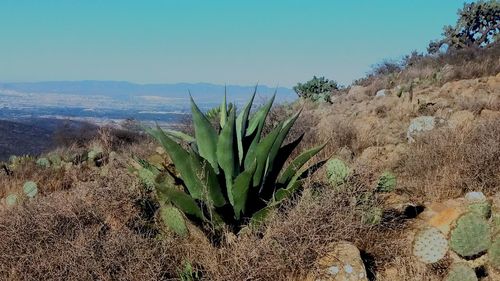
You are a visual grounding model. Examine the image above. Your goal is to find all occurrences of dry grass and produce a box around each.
[0,155,419,280]
[398,118,500,202]
[356,44,500,94]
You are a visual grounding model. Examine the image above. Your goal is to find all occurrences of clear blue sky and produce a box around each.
[0,0,466,87]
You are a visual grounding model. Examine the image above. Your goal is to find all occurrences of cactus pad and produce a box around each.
[413,227,448,263]
[490,236,500,270]
[376,171,397,192]
[36,158,50,168]
[450,212,490,257]
[160,206,188,236]
[23,181,38,198]
[445,263,477,281]
[5,194,18,206]
[362,207,382,225]
[138,168,156,190]
[467,201,491,219]
[325,158,350,186]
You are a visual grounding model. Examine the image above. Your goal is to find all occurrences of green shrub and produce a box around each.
[428,0,500,53]
[293,76,339,103]
[141,92,325,237]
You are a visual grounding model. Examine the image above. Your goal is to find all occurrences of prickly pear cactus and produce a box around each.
[36,157,51,168]
[445,263,477,281]
[490,236,500,270]
[5,194,18,207]
[325,158,350,186]
[376,171,396,192]
[48,154,62,167]
[413,227,448,263]
[450,212,490,257]
[160,206,188,236]
[362,207,382,225]
[468,202,491,219]
[23,181,38,198]
[138,168,156,190]
[87,146,103,161]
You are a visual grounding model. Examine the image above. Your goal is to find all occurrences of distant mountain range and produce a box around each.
[0,81,297,103]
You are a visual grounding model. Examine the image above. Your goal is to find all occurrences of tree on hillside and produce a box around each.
[428,0,500,53]
[293,76,339,103]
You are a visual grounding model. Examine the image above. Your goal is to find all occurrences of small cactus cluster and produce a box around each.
[412,192,500,278]
[376,171,397,192]
[324,157,399,226]
[36,154,64,169]
[325,158,350,187]
[2,181,39,207]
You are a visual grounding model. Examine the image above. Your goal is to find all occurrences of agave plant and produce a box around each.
[141,90,325,236]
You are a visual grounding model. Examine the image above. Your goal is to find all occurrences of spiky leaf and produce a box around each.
[190,96,219,172]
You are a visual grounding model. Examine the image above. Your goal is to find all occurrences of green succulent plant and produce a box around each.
[48,154,62,167]
[36,157,51,168]
[376,171,397,192]
[141,91,325,236]
[5,194,18,207]
[88,146,104,161]
[450,212,490,258]
[325,158,350,187]
[160,205,188,237]
[445,263,478,281]
[23,181,38,198]
[468,201,491,219]
[489,235,500,270]
[412,226,449,264]
[362,207,383,225]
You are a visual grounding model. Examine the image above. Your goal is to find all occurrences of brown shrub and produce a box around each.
[355,44,500,91]
[398,118,500,201]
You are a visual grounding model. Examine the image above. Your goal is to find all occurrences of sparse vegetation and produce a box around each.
[0,3,499,280]
[140,93,325,240]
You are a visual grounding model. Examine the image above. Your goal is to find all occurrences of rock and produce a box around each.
[448,110,474,129]
[375,89,387,97]
[418,199,466,235]
[407,116,436,143]
[305,242,368,281]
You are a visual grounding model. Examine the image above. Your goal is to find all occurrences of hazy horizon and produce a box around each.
[1,0,467,87]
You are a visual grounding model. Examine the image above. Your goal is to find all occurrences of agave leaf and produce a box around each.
[274,158,327,203]
[236,88,256,165]
[246,93,275,137]
[156,182,205,220]
[252,123,283,188]
[217,108,237,204]
[220,87,228,128]
[259,134,304,199]
[274,179,303,202]
[244,94,276,170]
[278,143,326,185]
[190,95,219,173]
[200,158,226,208]
[232,160,257,219]
[249,204,275,226]
[265,109,301,176]
[146,127,204,199]
[163,129,195,143]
